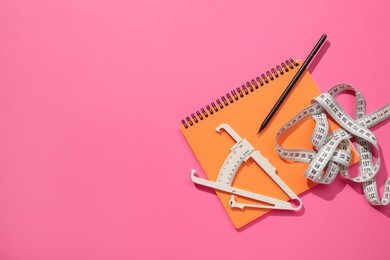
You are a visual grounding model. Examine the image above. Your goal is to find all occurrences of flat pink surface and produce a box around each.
[1,1,389,259]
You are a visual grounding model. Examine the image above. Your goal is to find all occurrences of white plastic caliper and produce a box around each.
[191,123,302,211]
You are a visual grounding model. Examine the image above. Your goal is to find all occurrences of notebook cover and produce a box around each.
[181,60,359,229]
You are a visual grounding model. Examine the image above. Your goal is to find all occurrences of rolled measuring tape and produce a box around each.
[275,84,390,205]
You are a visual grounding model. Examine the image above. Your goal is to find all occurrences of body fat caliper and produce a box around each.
[191,123,302,211]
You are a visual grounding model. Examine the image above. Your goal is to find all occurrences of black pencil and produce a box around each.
[257,34,328,135]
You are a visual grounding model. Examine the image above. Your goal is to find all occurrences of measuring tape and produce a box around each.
[275,84,390,205]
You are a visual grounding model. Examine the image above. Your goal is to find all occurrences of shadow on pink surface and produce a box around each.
[308,40,331,74]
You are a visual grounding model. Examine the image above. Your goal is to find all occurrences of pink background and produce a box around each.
[1,0,389,259]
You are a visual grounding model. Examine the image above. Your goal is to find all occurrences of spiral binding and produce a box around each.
[181,58,299,128]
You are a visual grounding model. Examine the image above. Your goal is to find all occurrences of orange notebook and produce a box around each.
[181,59,358,229]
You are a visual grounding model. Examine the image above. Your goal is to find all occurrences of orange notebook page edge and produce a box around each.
[181,61,359,229]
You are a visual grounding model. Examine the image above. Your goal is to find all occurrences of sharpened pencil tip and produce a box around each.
[257,124,266,135]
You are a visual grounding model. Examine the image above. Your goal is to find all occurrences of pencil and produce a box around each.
[257,34,327,135]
